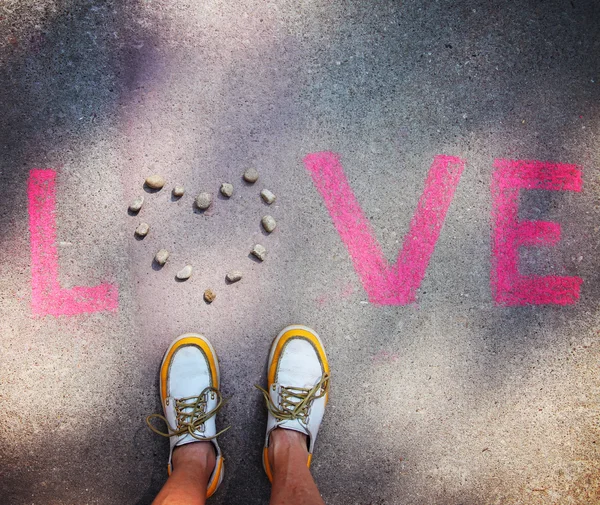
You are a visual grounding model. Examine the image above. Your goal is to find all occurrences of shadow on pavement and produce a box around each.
[1,1,600,504]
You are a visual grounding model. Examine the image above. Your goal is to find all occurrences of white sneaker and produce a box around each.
[257,325,330,481]
[146,333,227,498]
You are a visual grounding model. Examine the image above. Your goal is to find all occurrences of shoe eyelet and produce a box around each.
[166,399,170,406]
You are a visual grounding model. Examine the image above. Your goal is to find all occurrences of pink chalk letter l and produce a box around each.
[491,159,582,306]
[28,169,118,316]
[304,152,465,305]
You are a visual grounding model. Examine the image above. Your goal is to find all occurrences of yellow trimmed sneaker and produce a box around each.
[256,325,330,481]
[146,333,227,498]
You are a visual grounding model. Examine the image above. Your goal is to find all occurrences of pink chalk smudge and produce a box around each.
[304,152,465,305]
[341,282,355,298]
[28,169,118,316]
[372,350,399,364]
[491,159,582,306]
[315,282,356,307]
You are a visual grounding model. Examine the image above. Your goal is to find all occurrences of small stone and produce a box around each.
[129,196,144,213]
[251,244,267,261]
[145,174,165,190]
[260,189,276,205]
[226,271,242,283]
[172,185,185,198]
[195,192,212,210]
[243,167,259,183]
[176,265,193,280]
[135,222,150,237]
[220,183,234,197]
[155,249,169,266]
[261,215,277,233]
[204,289,216,303]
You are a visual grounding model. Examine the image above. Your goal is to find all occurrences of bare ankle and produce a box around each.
[270,428,307,449]
[268,428,309,471]
[172,441,216,476]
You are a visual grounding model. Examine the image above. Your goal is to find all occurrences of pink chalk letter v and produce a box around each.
[28,169,118,316]
[304,152,465,305]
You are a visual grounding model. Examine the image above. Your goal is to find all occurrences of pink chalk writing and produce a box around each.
[28,169,118,316]
[304,152,465,305]
[491,159,582,306]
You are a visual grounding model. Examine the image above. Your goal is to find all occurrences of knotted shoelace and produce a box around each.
[146,386,229,441]
[256,373,330,423]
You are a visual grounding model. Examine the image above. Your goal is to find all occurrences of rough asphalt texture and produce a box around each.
[1,1,599,504]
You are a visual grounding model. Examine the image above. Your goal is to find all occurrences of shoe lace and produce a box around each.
[146,386,230,441]
[255,373,330,423]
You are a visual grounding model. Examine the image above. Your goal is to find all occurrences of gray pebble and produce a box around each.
[172,185,185,198]
[129,196,144,213]
[155,249,169,266]
[145,174,165,190]
[261,215,277,233]
[251,244,267,261]
[195,192,213,210]
[260,189,276,205]
[135,222,150,237]
[220,183,234,198]
[226,271,243,283]
[176,265,193,280]
[243,167,259,183]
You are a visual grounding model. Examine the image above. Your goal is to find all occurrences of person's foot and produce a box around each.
[146,333,227,498]
[267,428,308,473]
[171,441,216,481]
[257,325,330,481]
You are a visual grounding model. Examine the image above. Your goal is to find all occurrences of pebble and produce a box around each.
[155,249,169,266]
[129,196,144,213]
[260,189,276,205]
[220,183,234,197]
[145,175,165,190]
[226,271,243,283]
[195,192,213,210]
[172,185,185,198]
[251,244,267,261]
[261,215,277,233]
[176,265,193,280]
[243,167,259,183]
[135,223,150,237]
[204,289,216,303]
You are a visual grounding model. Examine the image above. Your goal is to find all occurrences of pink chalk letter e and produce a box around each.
[28,169,118,316]
[304,152,465,305]
[491,159,582,306]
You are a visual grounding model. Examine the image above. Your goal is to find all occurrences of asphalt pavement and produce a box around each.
[0,1,599,504]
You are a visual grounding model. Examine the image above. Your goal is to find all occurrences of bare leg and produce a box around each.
[152,442,215,505]
[268,429,326,505]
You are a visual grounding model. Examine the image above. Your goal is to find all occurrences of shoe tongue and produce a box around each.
[277,419,309,436]
[165,395,208,445]
[176,433,202,447]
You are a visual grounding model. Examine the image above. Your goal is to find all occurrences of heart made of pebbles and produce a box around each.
[128,168,277,304]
